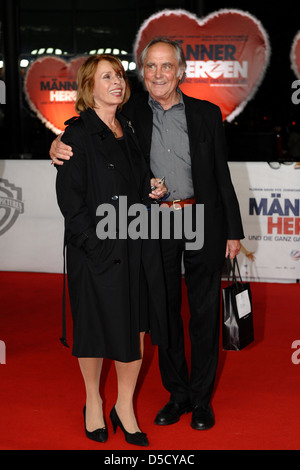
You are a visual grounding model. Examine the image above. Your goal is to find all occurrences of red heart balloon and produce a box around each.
[134,9,270,121]
[291,31,300,79]
[24,56,86,134]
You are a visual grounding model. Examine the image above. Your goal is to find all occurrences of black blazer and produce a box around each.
[123,91,244,270]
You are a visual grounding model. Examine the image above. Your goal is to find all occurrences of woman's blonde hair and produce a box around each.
[75,54,130,114]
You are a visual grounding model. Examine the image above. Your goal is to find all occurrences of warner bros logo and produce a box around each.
[0,179,24,235]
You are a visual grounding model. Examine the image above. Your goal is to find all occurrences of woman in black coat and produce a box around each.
[55,55,168,446]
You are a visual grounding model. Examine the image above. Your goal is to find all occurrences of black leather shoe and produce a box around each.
[154,401,193,425]
[191,404,215,430]
[83,405,108,443]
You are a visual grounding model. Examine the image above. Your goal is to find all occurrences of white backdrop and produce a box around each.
[0,160,299,282]
[0,160,64,273]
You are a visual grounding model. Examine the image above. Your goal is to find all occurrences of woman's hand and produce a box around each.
[149,178,168,200]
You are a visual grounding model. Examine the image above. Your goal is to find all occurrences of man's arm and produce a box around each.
[212,107,244,240]
[50,133,73,165]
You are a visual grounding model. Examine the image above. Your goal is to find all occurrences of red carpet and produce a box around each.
[0,271,299,450]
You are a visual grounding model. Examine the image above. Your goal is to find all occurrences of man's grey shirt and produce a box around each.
[148,90,194,201]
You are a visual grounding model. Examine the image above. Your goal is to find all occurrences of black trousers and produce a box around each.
[158,210,222,407]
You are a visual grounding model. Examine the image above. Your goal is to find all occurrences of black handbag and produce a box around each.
[222,257,254,351]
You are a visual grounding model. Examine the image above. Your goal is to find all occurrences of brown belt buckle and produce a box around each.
[172,199,182,210]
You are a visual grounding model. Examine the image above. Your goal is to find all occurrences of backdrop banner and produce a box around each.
[134,8,270,122]
[0,161,299,281]
[230,162,300,282]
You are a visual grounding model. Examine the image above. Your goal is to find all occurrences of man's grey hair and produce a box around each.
[138,36,186,84]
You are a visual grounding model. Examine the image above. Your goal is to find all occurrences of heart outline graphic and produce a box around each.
[290,31,300,79]
[24,56,86,134]
[133,9,271,121]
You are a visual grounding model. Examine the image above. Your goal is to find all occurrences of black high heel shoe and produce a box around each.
[109,405,149,446]
[83,405,108,443]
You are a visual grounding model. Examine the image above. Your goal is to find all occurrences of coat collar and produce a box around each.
[79,107,132,136]
[78,108,140,189]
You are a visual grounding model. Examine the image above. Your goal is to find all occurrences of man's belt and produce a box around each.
[160,198,196,210]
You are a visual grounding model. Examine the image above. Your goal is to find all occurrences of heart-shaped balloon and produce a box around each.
[24,56,86,134]
[291,31,300,79]
[134,9,271,121]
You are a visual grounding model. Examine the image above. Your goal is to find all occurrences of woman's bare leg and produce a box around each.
[114,332,145,433]
[78,357,105,431]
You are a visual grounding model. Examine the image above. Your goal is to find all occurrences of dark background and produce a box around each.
[0,0,299,161]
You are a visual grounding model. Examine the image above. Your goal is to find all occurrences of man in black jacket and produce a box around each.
[50,37,244,431]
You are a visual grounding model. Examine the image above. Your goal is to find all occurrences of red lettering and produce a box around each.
[284,218,294,234]
[295,218,300,235]
[268,217,300,234]
[268,217,282,234]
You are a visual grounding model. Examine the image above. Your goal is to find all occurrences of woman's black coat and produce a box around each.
[56,108,168,361]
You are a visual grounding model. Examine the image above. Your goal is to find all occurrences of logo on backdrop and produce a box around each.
[0,179,24,235]
[134,8,270,121]
[24,56,86,134]
[290,249,300,261]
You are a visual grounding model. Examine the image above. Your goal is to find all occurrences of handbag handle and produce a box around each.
[226,256,244,287]
[233,257,244,285]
